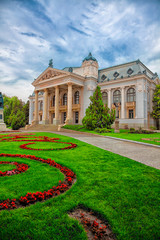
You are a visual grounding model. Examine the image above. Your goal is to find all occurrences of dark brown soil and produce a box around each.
[69,208,116,240]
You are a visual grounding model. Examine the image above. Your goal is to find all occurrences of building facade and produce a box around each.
[29,53,160,129]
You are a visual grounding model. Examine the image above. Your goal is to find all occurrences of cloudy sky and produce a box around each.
[0,0,160,102]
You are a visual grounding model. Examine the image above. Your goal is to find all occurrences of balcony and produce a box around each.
[126,101,136,108]
[59,105,67,111]
[49,106,55,112]
[72,104,80,111]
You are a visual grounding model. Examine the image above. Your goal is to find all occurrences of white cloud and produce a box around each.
[0,0,160,102]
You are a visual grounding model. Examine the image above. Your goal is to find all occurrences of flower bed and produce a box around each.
[0,153,76,210]
[0,134,77,151]
[69,208,116,240]
[0,161,29,176]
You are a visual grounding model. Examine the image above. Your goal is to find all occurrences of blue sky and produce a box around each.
[0,0,160,102]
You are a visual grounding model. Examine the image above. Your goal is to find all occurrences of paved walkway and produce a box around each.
[54,130,160,170]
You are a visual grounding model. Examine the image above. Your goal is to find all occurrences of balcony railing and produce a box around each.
[126,101,136,107]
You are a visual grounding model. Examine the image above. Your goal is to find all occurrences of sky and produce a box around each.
[0,0,160,102]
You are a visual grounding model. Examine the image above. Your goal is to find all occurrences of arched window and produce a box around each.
[52,95,55,106]
[74,91,79,104]
[102,92,108,105]
[63,93,67,105]
[127,88,136,102]
[113,90,121,104]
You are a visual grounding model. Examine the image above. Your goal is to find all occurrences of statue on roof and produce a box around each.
[49,59,53,68]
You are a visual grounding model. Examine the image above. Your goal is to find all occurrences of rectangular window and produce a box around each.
[75,111,79,124]
[63,112,66,123]
[129,109,134,119]
[0,114,2,119]
[53,113,55,119]
[40,115,42,121]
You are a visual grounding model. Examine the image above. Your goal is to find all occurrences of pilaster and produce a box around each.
[108,89,111,109]
[121,86,125,118]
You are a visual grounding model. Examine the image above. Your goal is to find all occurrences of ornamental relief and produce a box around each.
[40,70,63,81]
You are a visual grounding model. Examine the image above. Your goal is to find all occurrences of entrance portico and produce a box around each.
[31,68,85,125]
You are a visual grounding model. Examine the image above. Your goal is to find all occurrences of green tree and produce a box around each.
[3,95,29,130]
[82,86,115,130]
[23,100,29,125]
[151,84,160,129]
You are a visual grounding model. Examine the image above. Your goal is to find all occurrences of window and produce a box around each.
[113,90,121,104]
[101,74,107,81]
[129,109,134,119]
[63,94,67,105]
[52,95,55,106]
[127,88,136,102]
[74,91,79,104]
[53,113,55,119]
[127,68,134,75]
[102,92,108,105]
[63,112,66,123]
[40,115,42,121]
[113,71,119,78]
[0,114,2,120]
[40,101,43,111]
[75,112,79,123]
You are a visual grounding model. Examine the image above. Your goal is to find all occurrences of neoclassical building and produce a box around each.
[29,53,159,129]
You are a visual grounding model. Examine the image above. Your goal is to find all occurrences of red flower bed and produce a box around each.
[0,134,77,151]
[0,161,29,176]
[0,153,76,210]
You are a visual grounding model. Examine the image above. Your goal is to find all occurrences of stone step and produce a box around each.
[25,124,58,131]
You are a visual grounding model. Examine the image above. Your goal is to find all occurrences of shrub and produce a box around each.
[95,128,111,133]
[150,126,157,130]
[129,128,135,133]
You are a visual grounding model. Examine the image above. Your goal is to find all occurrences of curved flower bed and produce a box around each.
[0,134,77,151]
[0,153,76,210]
[0,161,29,176]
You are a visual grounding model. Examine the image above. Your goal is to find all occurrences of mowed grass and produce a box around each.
[0,132,160,240]
[63,125,160,146]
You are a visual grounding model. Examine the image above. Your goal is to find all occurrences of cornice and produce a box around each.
[98,74,156,86]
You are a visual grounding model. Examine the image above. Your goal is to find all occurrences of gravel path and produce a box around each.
[54,130,160,170]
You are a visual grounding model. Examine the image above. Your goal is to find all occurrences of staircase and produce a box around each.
[25,124,59,132]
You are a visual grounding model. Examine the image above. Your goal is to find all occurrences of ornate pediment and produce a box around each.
[33,67,69,86]
[39,69,64,81]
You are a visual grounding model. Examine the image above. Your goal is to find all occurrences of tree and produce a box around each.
[151,84,160,129]
[82,86,115,130]
[3,95,29,130]
[23,100,29,125]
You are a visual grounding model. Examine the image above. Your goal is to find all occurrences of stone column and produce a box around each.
[42,88,49,124]
[34,90,39,124]
[53,86,60,125]
[66,82,73,124]
[108,89,111,109]
[121,86,125,119]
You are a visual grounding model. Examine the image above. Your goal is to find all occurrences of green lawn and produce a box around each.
[0,132,160,240]
[63,125,160,146]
